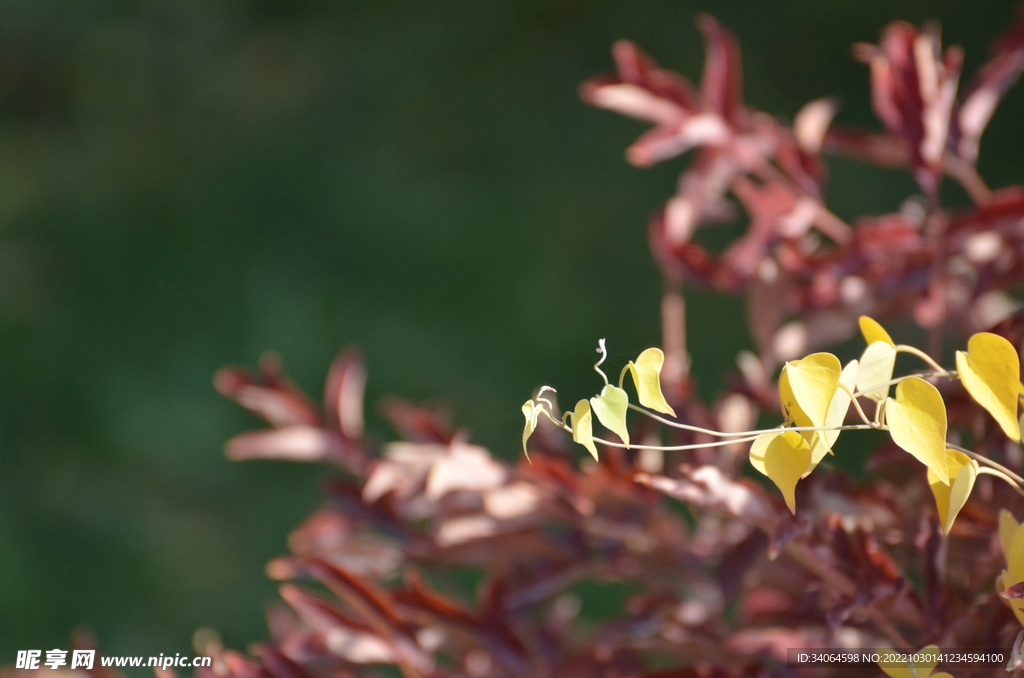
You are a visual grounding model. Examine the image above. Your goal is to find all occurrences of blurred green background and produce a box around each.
[1,0,1022,660]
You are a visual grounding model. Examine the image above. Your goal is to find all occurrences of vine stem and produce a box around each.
[849,371,956,399]
[952,445,1024,486]
[977,468,1024,498]
[836,383,874,426]
[895,345,947,373]
[625,403,874,438]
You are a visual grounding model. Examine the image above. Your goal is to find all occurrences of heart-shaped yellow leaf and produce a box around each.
[627,347,676,416]
[748,431,773,475]
[571,399,598,460]
[521,401,540,456]
[1000,509,1020,561]
[859,315,894,346]
[927,449,977,534]
[1010,520,1024,582]
[762,430,811,514]
[885,377,949,485]
[909,646,940,678]
[956,332,1021,441]
[782,353,842,427]
[804,359,858,476]
[877,648,916,678]
[857,341,897,401]
[590,384,630,447]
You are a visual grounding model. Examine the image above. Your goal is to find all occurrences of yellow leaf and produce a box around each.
[590,384,630,447]
[1000,509,1020,560]
[910,646,940,677]
[571,399,598,460]
[783,353,841,427]
[777,366,808,426]
[1010,521,1024,582]
[857,341,897,401]
[877,648,916,678]
[627,347,676,416]
[521,401,540,456]
[885,377,949,485]
[804,359,858,476]
[927,449,977,534]
[762,430,811,514]
[956,332,1021,441]
[748,431,774,475]
[859,315,894,346]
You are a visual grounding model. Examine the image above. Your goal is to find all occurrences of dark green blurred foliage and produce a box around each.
[0,0,1021,660]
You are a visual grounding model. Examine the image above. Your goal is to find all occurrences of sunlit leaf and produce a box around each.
[783,352,841,427]
[910,646,940,678]
[748,430,774,475]
[877,648,915,678]
[1010,521,1024,582]
[956,332,1021,441]
[521,400,540,456]
[627,347,676,416]
[859,315,894,346]
[571,399,598,460]
[804,359,858,476]
[590,384,630,446]
[762,430,811,514]
[1001,509,1020,560]
[857,341,897,401]
[927,449,977,534]
[885,377,949,485]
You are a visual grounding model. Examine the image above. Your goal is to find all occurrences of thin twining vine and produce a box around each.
[523,316,1023,533]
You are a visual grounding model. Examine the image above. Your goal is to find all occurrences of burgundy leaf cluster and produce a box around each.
[582,12,1024,366]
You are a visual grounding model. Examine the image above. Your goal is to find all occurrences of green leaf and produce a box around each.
[521,400,540,457]
[783,353,841,428]
[927,449,977,534]
[885,377,949,485]
[627,347,676,416]
[956,332,1021,441]
[590,384,630,447]
[859,315,894,346]
[761,430,811,514]
[856,341,897,401]
[571,399,598,460]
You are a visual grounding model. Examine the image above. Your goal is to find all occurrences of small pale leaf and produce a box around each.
[627,347,676,416]
[956,332,1021,441]
[857,341,897,401]
[885,377,949,485]
[784,353,841,428]
[590,385,630,447]
[762,430,811,514]
[521,401,540,456]
[571,399,599,460]
[927,449,977,534]
[859,315,894,346]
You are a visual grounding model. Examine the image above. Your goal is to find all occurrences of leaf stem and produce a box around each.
[836,383,875,426]
[626,403,874,437]
[849,371,955,399]
[952,445,1024,486]
[593,338,609,386]
[977,468,1024,498]
[895,345,947,374]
